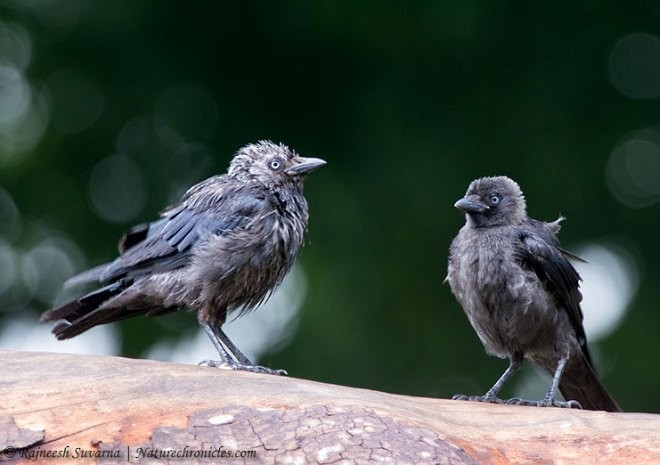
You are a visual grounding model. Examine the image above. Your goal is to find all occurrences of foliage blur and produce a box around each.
[1,1,659,412]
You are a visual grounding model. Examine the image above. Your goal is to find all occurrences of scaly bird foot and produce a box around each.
[198,359,287,376]
[505,397,582,409]
[452,393,505,404]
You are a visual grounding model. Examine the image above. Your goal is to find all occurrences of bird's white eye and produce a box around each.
[490,195,500,205]
[269,159,282,171]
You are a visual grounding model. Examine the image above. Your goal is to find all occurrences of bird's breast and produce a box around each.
[449,227,548,355]
[255,208,306,266]
[452,228,532,299]
[188,193,309,313]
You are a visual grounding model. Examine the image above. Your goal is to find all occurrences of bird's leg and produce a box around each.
[543,354,582,408]
[214,327,253,366]
[506,354,582,409]
[453,353,523,404]
[199,322,240,366]
[484,354,524,401]
[198,322,287,376]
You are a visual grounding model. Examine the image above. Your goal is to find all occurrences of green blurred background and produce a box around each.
[1,1,659,412]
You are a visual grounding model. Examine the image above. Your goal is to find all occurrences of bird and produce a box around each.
[41,140,326,375]
[445,175,621,411]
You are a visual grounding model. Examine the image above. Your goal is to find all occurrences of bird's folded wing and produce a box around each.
[68,182,267,285]
[515,229,588,350]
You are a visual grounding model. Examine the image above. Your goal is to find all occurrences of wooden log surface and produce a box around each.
[1,349,659,464]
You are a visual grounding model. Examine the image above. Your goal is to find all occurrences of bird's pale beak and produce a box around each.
[454,196,489,214]
[286,157,327,175]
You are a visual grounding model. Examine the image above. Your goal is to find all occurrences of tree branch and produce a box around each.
[1,349,657,464]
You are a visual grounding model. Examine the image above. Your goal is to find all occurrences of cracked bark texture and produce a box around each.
[1,350,659,465]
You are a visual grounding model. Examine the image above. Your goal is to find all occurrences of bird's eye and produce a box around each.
[269,159,282,171]
[490,195,500,205]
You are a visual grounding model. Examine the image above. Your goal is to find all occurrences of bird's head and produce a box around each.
[455,176,527,228]
[228,140,326,187]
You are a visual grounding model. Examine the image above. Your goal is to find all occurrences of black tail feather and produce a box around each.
[559,352,621,412]
[41,281,125,323]
[40,280,133,339]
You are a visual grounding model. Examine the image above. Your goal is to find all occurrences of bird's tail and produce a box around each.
[559,351,621,412]
[40,279,140,339]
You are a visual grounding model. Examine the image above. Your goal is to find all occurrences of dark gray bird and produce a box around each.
[41,140,325,375]
[446,176,620,411]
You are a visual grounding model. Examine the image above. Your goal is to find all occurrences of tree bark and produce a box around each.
[0,349,658,464]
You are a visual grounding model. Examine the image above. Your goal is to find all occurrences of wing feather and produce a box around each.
[68,180,267,285]
[516,222,591,365]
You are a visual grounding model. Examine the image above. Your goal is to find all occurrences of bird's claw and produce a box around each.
[454,394,582,409]
[198,359,287,376]
[505,397,583,409]
[452,393,505,404]
[505,397,538,406]
[548,399,582,409]
[242,365,287,376]
[198,359,225,368]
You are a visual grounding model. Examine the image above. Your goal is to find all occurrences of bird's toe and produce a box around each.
[198,359,230,369]
[453,393,504,404]
[552,399,583,409]
[244,365,288,376]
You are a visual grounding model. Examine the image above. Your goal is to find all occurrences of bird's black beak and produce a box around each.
[286,157,327,176]
[454,196,489,214]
